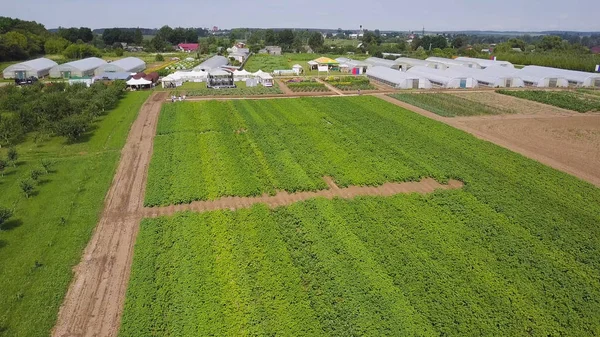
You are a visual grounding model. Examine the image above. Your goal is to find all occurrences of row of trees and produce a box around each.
[0,81,126,145]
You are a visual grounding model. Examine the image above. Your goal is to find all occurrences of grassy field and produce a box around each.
[497,90,600,112]
[0,91,151,336]
[171,81,283,96]
[244,53,367,76]
[124,95,600,336]
[390,93,514,117]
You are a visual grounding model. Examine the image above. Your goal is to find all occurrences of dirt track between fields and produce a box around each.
[378,93,600,187]
[143,177,464,217]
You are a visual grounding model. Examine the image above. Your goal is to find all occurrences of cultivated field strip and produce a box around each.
[142,177,464,216]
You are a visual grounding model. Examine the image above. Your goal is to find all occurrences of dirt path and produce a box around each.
[314,78,344,95]
[275,78,293,95]
[52,92,167,337]
[143,177,464,217]
[378,94,600,187]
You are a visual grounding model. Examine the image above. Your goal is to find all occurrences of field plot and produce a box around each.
[390,93,514,117]
[129,96,600,336]
[0,92,150,336]
[323,76,377,91]
[174,81,283,96]
[497,90,600,113]
[285,78,330,92]
[449,91,575,116]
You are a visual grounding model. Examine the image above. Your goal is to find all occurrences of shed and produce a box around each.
[512,67,569,87]
[394,57,447,71]
[407,66,478,88]
[455,57,514,69]
[194,55,229,72]
[292,64,303,75]
[425,57,483,69]
[445,66,524,87]
[50,57,107,78]
[364,57,400,70]
[3,57,58,79]
[254,70,274,87]
[94,57,146,76]
[367,66,432,89]
[521,65,600,87]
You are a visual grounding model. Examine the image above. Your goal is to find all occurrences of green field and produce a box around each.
[324,76,376,91]
[127,96,600,336]
[285,79,330,92]
[0,92,150,336]
[390,93,515,117]
[172,81,283,96]
[245,53,366,76]
[497,90,600,112]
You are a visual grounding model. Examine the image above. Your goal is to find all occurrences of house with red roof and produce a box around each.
[177,43,199,52]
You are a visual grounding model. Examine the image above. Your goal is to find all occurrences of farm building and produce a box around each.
[367,66,432,89]
[177,43,199,52]
[521,65,600,87]
[394,57,447,71]
[94,57,146,76]
[309,57,339,70]
[193,55,229,72]
[512,67,569,87]
[444,66,524,87]
[364,57,400,70]
[336,58,370,74]
[454,57,514,68]
[254,70,274,87]
[407,66,478,88]
[425,57,483,69]
[49,57,107,78]
[3,57,58,79]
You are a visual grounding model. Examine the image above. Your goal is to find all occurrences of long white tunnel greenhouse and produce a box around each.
[367,66,432,89]
[407,66,478,88]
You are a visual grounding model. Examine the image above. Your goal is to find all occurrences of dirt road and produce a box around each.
[53,92,167,337]
[378,93,600,187]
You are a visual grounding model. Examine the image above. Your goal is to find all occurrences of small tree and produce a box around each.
[155,53,164,61]
[0,207,13,230]
[30,168,44,182]
[7,147,18,166]
[40,159,53,174]
[20,179,34,198]
[115,48,124,57]
[0,158,6,177]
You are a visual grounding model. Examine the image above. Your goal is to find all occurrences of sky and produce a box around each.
[3,0,600,32]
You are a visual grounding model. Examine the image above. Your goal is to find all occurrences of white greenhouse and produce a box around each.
[407,66,478,88]
[3,58,58,79]
[367,66,432,89]
[94,57,146,76]
[394,57,447,71]
[364,57,400,70]
[426,57,483,69]
[50,57,107,78]
[444,66,524,87]
[193,55,229,72]
[513,67,569,87]
[455,57,514,69]
[521,66,600,87]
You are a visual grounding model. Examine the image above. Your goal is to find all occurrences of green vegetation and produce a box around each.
[244,54,290,72]
[127,96,600,336]
[0,91,150,336]
[286,79,329,92]
[497,90,600,113]
[494,52,600,72]
[579,88,600,97]
[175,81,283,96]
[324,76,376,91]
[390,93,514,117]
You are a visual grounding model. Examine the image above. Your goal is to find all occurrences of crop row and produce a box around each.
[389,93,510,116]
[497,89,600,112]
[184,85,282,97]
[286,80,330,92]
[324,76,376,91]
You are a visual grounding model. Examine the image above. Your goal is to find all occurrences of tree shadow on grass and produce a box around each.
[1,218,23,231]
[37,178,51,186]
[0,239,6,249]
[67,124,99,145]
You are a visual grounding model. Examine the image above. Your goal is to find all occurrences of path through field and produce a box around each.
[378,93,600,187]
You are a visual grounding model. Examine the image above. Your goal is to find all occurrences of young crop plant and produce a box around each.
[497,89,600,112]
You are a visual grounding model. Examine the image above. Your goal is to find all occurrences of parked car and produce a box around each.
[14,76,38,85]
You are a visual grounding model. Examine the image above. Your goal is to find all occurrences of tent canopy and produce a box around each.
[127,78,151,85]
[292,64,303,68]
[312,57,339,65]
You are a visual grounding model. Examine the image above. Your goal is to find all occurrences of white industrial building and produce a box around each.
[193,55,229,72]
[364,57,400,70]
[94,57,146,76]
[395,57,447,71]
[367,66,432,89]
[444,66,524,87]
[3,57,58,79]
[49,57,107,78]
[426,57,483,69]
[512,67,569,87]
[407,66,478,88]
[454,57,514,69]
[521,65,600,87]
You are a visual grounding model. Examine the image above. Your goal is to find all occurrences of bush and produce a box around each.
[20,179,34,198]
[155,53,164,61]
[0,207,12,230]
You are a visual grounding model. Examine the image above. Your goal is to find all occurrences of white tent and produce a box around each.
[127,77,152,86]
[161,75,183,88]
[407,66,478,88]
[426,57,483,69]
[455,57,514,69]
[367,66,432,89]
[521,65,600,87]
[444,66,524,87]
[233,69,252,81]
[512,67,569,87]
[292,64,303,75]
[254,70,273,87]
